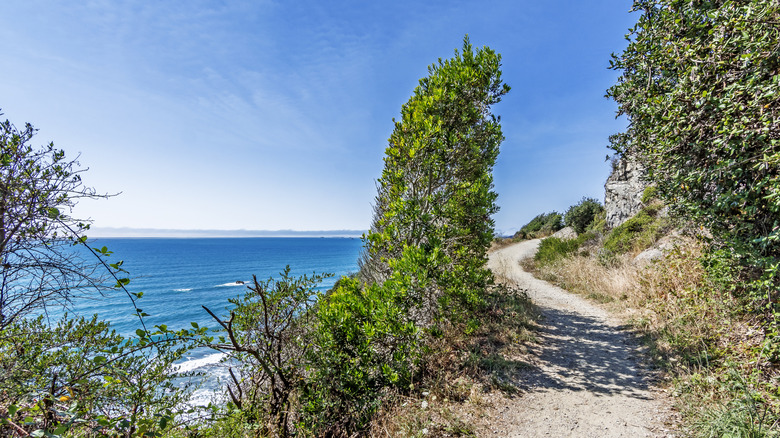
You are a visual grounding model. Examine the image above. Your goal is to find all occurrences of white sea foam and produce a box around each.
[173,288,192,292]
[173,353,232,408]
[215,282,249,287]
[189,386,227,407]
[174,352,226,374]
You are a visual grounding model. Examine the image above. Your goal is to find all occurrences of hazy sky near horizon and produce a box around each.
[1,1,636,235]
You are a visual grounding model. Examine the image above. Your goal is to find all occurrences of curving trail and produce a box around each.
[486,239,675,437]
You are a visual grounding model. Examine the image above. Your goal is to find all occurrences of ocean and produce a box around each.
[66,237,364,404]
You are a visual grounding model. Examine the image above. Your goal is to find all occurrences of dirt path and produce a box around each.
[486,239,676,437]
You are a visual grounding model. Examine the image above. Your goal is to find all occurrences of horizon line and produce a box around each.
[87,227,366,238]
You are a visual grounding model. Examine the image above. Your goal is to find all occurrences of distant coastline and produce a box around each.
[88,227,366,238]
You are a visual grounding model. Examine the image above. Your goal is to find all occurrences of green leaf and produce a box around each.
[114,278,130,288]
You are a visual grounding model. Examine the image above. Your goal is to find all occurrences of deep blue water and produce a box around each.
[76,237,363,335]
[64,237,363,403]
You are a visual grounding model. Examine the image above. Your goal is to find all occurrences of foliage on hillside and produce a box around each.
[360,35,508,300]
[534,232,594,266]
[512,212,563,240]
[602,202,671,255]
[602,2,780,432]
[564,197,605,235]
[608,0,779,309]
[305,35,515,435]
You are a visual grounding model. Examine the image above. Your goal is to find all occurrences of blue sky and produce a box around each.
[0,1,636,236]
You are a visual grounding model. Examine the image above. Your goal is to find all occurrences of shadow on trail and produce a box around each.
[509,307,655,400]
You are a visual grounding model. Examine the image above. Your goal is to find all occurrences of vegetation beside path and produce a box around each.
[510,1,780,434]
[518,192,778,436]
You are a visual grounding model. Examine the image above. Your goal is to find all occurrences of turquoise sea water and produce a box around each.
[66,237,364,403]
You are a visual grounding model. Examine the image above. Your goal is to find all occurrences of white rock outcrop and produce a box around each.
[551,226,577,240]
[604,157,646,229]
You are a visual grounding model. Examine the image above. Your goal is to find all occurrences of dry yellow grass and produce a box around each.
[538,255,640,302]
[524,237,720,357]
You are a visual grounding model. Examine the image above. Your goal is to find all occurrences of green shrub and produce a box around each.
[587,209,607,234]
[359,35,506,298]
[0,315,193,438]
[603,204,669,254]
[607,0,780,294]
[514,212,563,240]
[535,233,594,266]
[564,197,605,234]
[303,275,420,435]
[196,267,332,437]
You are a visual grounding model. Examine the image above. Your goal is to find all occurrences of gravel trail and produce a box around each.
[486,239,675,437]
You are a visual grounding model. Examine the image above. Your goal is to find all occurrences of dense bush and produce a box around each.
[318,36,508,434]
[191,37,511,437]
[564,197,604,235]
[513,212,563,240]
[302,274,420,434]
[608,0,780,302]
[604,1,780,430]
[588,209,607,235]
[194,267,332,436]
[534,237,580,265]
[640,186,658,205]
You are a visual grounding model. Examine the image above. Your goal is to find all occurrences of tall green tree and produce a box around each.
[607,1,780,281]
[360,35,509,313]
[300,37,509,434]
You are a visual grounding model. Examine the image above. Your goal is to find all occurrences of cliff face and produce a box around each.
[604,157,646,229]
